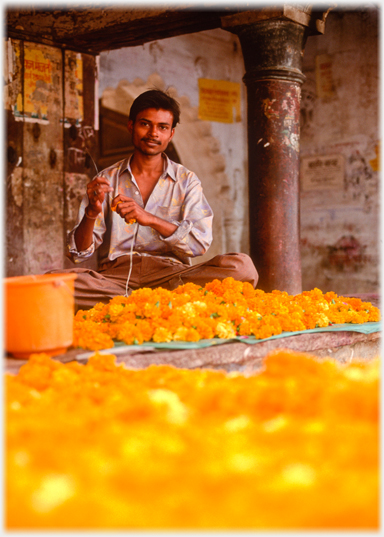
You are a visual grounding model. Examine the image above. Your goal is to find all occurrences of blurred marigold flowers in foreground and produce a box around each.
[72,278,380,350]
[5,350,379,529]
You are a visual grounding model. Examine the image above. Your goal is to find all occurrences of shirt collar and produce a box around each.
[122,153,177,182]
[162,154,177,182]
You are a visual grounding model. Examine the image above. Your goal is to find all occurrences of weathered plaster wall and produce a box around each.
[5,41,65,276]
[5,39,98,276]
[99,28,249,264]
[300,8,379,294]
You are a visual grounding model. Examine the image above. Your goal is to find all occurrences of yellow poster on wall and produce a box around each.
[315,54,335,99]
[24,45,53,121]
[198,78,241,123]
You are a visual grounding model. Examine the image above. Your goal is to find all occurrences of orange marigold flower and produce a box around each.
[215,321,237,339]
[153,326,173,343]
[73,320,114,350]
[71,281,380,350]
[5,351,379,529]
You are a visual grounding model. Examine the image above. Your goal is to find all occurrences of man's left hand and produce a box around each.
[111,195,178,238]
[111,195,153,226]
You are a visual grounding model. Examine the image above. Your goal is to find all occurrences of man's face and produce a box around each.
[128,108,175,156]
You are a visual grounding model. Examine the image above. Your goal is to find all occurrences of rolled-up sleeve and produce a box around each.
[66,195,107,263]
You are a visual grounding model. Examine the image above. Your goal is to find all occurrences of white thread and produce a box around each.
[107,191,137,297]
[125,222,139,297]
[88,171,137,297]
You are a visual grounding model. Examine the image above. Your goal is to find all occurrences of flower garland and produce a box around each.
[5,351,378,529]
[73,278,380,351]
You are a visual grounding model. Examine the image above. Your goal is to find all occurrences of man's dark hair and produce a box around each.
[129,89,181,128]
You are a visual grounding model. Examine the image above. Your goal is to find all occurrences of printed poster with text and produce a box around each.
[301,154,345,191]
[198,79,241,123]
[24,45,53,122]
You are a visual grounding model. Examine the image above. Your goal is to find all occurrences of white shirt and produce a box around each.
[67,154,214,266]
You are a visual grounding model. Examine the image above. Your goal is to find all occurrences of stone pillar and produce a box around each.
[222,14,311,294]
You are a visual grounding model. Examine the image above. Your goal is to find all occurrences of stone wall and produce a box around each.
[299,7,379,294]
[4,40,98,276]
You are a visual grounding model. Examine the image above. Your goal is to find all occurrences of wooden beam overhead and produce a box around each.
[6,5,237,53]
[6,4,331,54]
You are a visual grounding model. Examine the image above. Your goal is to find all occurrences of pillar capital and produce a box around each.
[221,5,332,85]
[225,18,308,85]
[243,19,307,85]
[220,5,332,35]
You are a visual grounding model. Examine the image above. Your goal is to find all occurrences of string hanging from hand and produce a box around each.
[86,150,137,298]
[125,221,139,297]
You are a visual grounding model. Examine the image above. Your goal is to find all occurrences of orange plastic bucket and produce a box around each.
[4,273,77,359]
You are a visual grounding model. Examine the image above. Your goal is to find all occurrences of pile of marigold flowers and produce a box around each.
[73,278,380,351]
[6,351,378,529]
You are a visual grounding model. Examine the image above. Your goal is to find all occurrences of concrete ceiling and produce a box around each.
[6,4,328,55]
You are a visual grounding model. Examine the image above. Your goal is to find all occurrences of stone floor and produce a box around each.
[4,294,381,376]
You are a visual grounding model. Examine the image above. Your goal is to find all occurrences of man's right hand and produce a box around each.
[74,175,113,252]
[86,175,113,217]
